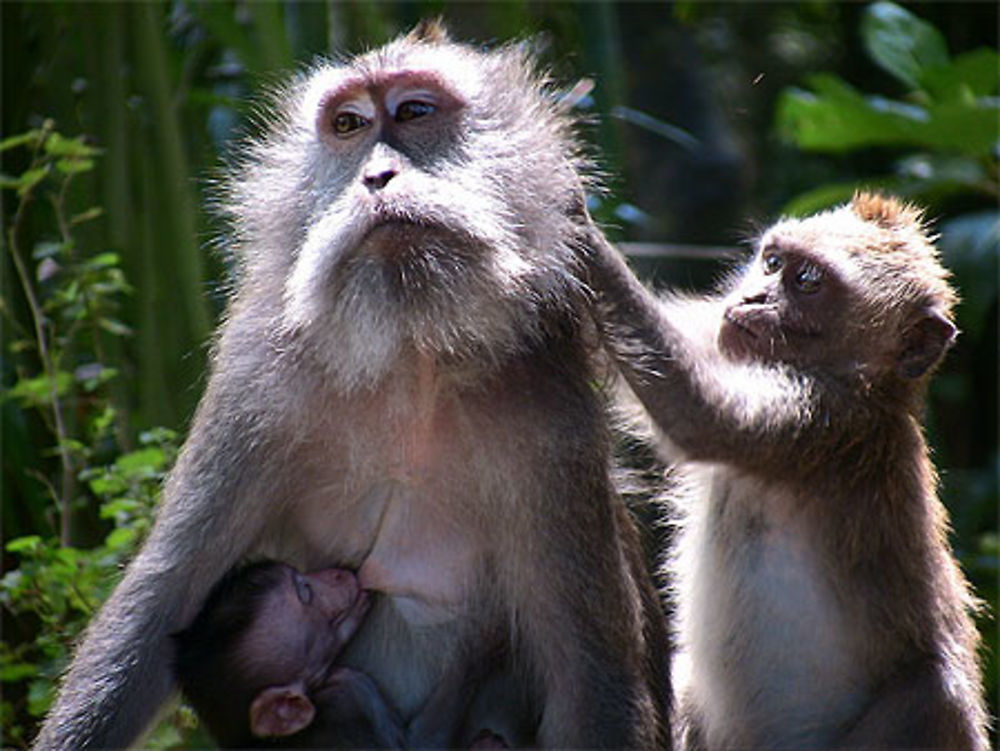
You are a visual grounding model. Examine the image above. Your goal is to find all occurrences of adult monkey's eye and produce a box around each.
[794,261,824,293]
[762,250,783,275]
[333,111,369,136]
[396,100,435,122]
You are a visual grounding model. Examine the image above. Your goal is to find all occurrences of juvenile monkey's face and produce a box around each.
[718,220,854,370]
[237,36,585,389]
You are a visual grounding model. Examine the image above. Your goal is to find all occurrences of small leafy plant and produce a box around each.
[1,124,198,748]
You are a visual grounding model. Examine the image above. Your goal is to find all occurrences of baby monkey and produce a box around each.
[174,560,400,748]
[579,192,987,750]
[175,561,510,749]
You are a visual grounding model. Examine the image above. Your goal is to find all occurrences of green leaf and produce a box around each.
[43,133,100,159]
[27,678,54,717]
[0,663,39,682]
[0,130,43,152]
[84,252,119,270]
[54,158,94,175]
[88,473,128,498]
[114,447,166,475]
[921,48,1000,102]
[104,527,137,552]
[16,166,49,196]
[100,499,142,519]
[6,536,43,555]
[862,2,949,90]
[777,75,1000,156]
[4,372,73,408]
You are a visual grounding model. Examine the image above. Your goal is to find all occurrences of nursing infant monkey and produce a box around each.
[34,20,670,751]
[174,561,510,749]
[578,192,988,750]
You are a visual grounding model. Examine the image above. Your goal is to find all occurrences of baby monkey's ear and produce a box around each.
[249,683,316,738]
[896,307,957,380]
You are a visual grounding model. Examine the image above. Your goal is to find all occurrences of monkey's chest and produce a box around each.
[356,482,482,626]
[678,470,868,747]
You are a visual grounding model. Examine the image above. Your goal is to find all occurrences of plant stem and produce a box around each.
[6,150,77,546]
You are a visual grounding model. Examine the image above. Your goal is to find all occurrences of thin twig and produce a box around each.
[6,131,77,545]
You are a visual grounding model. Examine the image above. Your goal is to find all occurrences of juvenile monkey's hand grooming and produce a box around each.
[34,22,670,750]
[581,193,987,750]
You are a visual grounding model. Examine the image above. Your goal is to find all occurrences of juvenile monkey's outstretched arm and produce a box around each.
[578,224,834,471]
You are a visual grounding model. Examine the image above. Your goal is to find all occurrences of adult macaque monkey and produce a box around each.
[34,21,670,751]
[579,192,988,750]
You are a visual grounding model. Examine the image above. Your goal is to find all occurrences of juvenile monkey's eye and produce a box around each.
[395,100,435,122]
[332,111,369,137]
[794,262,824,293]
[762,251,783,275]
[294,575,314,605]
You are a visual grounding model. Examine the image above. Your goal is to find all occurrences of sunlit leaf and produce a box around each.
[104,527,137,552]
[0,131,43,152]
[84,252,120,270]
[16,167,49,196]
[55,158,94,175]
[114,447,167,475]
[43,133,100,159]
[5,372,73,408]
[6,536,43,555]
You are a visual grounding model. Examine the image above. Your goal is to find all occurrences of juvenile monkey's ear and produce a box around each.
[249,684,316,738]
[896,308,957,379]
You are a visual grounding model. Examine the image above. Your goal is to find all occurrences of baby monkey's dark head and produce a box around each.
[719,192,957,390]
[226,21,591,389]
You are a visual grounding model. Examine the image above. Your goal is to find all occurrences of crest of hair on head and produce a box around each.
[848,190,957,320]
[851,190,926,232]
[406,17,450,45]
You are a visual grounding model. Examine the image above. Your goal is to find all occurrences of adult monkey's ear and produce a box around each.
[896,307,957,380]
[249,683,316,738]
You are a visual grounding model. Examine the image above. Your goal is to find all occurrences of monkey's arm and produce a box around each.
[581,227,843,468]
[33,384,277,750]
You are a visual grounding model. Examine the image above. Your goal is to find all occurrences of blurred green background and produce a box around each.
[2,2,996,747]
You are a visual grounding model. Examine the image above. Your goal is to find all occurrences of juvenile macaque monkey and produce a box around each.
[174,561,511,749]
[579,192,988,750]
[34,21,670,750]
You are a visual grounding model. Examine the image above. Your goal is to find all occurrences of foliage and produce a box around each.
[776,1,999,214]
[0,126,196,748]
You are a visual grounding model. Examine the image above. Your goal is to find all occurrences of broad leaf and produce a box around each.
[862,2,949,89]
